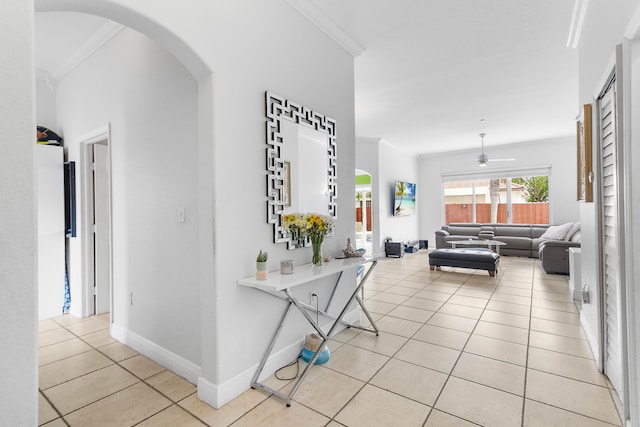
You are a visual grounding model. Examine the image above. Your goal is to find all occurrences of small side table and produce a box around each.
[385,241,404,257]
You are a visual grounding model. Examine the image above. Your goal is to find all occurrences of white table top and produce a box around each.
[238,256,373,292]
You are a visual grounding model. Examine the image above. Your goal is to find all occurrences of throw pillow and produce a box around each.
[570,231,581,243]
[540,222,573,240]
[565,221,581,241]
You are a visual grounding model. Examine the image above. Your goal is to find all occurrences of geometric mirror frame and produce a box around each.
[265,91,337,248]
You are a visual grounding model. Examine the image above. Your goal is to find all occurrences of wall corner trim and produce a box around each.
[49,20,125,84]
[567,0,589,49]
[285,0,365,57]
[624,3,640,40]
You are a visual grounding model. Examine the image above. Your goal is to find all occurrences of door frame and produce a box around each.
[78,125,113,319]
[594,46,632,424]
[621,28,640,426]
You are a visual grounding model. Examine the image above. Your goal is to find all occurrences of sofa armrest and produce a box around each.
[435,230,449,249]
[539,240,580,250]
[539,240,580,274]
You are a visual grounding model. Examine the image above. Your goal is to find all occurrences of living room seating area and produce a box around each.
[435,222,581,274]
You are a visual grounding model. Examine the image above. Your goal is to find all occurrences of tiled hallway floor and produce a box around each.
[39,253,622,426]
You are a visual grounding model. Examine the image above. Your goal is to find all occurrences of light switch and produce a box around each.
[177,206,185,223]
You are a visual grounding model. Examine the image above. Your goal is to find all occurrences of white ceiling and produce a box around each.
[35,1,579,156]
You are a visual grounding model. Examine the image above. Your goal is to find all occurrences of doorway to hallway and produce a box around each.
[355,169,373,255]
[80,130,112,317]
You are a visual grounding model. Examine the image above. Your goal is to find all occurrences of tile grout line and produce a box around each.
[39,256,618,427]
[420,266,507,426]
[42,318,211,426]
[359,256,517,425]
[39,388,70,427]
[301,257,449,425]
[520,259,537,426]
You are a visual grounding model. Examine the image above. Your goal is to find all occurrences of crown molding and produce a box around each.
[35,68,56,92]
[49,20,124,84]
[624,2,640,39]
[567,0,589,49]
[285,0,365,57]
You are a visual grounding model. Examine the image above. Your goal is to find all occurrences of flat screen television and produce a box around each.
[393,181,416,216]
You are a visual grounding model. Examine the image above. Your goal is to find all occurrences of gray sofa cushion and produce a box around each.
[446,225,481,236]
[531,226,549,238]
[494,225,534,238]
[531,237,546,254]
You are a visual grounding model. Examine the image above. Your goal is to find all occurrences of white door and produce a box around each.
[599,75,626,400]
[93,143,111,314]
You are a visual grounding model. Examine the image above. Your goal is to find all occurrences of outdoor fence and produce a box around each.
[445,203,549,224]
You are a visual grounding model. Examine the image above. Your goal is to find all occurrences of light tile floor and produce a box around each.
[39,253,623,426]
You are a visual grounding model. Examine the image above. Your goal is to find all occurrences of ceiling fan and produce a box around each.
[477,133,515,167]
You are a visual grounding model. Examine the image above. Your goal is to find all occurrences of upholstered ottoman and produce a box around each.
[429,248,500,277]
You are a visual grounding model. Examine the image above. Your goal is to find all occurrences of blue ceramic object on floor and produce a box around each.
[301,346,330,364]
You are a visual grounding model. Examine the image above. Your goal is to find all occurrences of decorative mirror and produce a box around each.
[265,91,337,249]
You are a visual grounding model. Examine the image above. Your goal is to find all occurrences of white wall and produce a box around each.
[36,78,58,131]
[629,36,640,427]
[418,136,579,241]
[205,1,355,400]
[40,0,357,409]
[37,145,66,320]
[577,1,640,424]
[356,138,419,256]
[0,1,38,424]
[378,141,419,249]
[56,27,202,365]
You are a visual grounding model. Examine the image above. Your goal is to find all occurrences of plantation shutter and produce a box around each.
[599,76,624,395]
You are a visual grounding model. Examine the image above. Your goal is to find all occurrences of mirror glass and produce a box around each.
[265,92,337,249]
[282,120,329,215]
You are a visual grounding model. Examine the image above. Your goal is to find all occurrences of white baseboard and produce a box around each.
[110,323,202,385]
[580,310,600,366]
[198,307,361,409]
[342,307,361,326]
[198,337,303,409]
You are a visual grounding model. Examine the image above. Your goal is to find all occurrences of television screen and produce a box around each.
[394,181,416,216]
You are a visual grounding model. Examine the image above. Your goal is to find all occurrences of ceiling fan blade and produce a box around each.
[475,134,515,165]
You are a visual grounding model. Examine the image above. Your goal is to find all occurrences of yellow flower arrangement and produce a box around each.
[283,212,334,265]
[304,213,334,242]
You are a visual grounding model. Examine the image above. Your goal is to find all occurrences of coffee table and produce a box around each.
[450,239,506,254]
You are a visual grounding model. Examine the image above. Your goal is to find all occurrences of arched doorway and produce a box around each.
[355,169,373,254]
[34,0,215,386]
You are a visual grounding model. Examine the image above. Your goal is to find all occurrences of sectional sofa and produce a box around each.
[435,222,581,274]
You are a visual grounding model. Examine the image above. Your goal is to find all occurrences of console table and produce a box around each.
[237,256,379,406]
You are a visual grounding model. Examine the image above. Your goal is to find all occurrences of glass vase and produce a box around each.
[311,236,324,266]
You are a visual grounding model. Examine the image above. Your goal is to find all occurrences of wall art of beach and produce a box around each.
[394,181,416,216]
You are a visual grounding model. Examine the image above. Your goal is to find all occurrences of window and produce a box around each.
[443,172,549,225]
